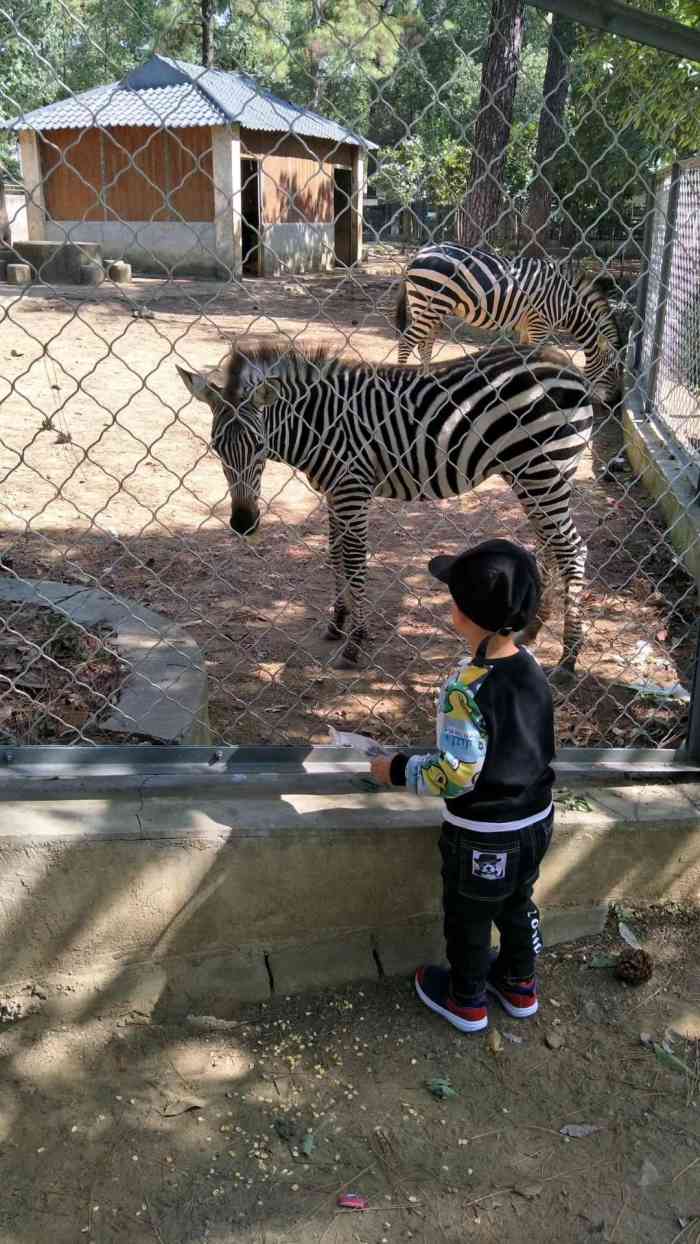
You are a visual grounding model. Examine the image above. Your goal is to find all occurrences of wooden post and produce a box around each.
[211,124,242,280]
[18,131,46,241]
[352,147,365,265]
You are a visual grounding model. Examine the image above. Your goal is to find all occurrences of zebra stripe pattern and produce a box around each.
[397,243,622,400]
[177,342,593,672]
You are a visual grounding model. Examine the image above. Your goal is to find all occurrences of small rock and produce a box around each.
[545,1030,565,1050]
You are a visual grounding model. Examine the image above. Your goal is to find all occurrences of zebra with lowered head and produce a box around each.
[397,242,622,401]
[177,341,593,673]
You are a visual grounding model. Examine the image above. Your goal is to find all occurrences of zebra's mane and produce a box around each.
[223,339,583,401]
[570,272,622,350]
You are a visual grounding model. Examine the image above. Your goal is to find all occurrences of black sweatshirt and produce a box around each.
[389,646,555,824]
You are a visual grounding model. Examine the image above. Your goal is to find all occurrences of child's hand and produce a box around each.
[370,755,394,785]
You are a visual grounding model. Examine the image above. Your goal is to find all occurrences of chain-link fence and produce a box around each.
[639,158,700,459]
[0,0,699,755]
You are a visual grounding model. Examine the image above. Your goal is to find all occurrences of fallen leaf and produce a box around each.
[618,921,642,950]
[160,1095,206,1117]
[503,1030,524,1045]
[637,1157,661,1187]
[587,954,617,969]
[559,1123,602,1138]
[427,1076,457,1100]
[514,1183,543,1199]
[487,1029,504,1056]
[654,1043,691,1077]
[301,1131,315,1157]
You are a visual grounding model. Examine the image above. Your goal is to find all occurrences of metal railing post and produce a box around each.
[646,161,681,416]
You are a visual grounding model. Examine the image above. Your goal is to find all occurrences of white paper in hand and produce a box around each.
[328,727,394,758]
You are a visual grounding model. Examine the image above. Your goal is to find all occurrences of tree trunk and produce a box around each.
[521,13,577,258]
[201,0,215,68]
[457,0,525,247]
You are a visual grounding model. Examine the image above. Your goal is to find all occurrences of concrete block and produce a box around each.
[539,903,609,948]
[8,240,102,284]
[267,933,377,995]
[7,263,31,285]
[374,918,444,977]
[108,260,132,283]
[81,261,105,286]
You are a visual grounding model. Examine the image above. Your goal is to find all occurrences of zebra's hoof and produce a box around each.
[324,622,345,641]
[333,653,359,670]
[549,662,576,688]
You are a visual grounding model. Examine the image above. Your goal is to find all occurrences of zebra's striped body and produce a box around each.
[397,243,622,400]
[177,343,593,670]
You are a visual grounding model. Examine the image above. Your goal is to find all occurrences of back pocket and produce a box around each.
[458,837,520,902]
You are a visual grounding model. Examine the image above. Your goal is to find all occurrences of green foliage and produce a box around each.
[1,0,695,241]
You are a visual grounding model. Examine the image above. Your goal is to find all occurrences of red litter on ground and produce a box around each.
[337,1193,368,1211]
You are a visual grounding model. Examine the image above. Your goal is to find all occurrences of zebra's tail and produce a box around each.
[395,282,409,335]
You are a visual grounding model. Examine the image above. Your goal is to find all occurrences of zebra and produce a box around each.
[177,341,593,673]
[396,243,622,401]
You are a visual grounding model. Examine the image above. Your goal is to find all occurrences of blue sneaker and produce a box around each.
[415,965,488,1033]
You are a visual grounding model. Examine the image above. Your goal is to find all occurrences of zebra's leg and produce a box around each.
[397,336,412,365]
[332,493,371,669]
[511,473,587,675]
[324,502,348,640]
[418,326,437,368]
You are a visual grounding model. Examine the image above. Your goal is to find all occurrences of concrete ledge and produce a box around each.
[0,579,210,744]
[0,781,697,1018]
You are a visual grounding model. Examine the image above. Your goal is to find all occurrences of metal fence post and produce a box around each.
[645,161,681,416]
[684,628,700,762]
[633,179,657,382]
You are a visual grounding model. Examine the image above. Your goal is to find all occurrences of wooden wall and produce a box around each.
[40,126,215,222]
[242,131,355,226]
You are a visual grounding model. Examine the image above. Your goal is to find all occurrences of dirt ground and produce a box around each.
[0,258,695,748]
[1,908,699,1244]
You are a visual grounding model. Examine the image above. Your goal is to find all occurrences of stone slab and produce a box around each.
[0,580,209,744]
[266,933,378,994]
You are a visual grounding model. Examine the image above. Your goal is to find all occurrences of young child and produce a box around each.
[370,538,555,1033]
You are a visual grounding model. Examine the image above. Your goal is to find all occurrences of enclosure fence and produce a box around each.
[638,158,700,462]
[1,0,699,758]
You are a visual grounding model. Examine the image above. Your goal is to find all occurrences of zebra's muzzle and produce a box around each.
[230,507,260,536]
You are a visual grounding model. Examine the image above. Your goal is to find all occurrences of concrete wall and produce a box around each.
[44,220,221,277]
[0,779,698,1020]
[260,222,334,275]
[4,188,28,243]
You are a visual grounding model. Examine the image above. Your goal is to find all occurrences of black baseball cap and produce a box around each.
[429,538,541,635]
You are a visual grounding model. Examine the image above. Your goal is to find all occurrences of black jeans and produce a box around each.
[439,811,554,1002]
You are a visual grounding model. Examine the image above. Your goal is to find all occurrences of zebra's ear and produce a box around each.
[249,378,283,410]
[176,364,224,405]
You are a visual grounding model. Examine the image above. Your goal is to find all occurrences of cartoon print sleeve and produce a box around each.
[396,667,489,798]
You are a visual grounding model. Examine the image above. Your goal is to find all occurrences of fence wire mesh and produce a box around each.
[642,159,700,458]
[0,0,698,752]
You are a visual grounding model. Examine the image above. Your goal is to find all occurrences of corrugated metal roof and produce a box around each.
[4,82,225,131]
[3,54,375,148]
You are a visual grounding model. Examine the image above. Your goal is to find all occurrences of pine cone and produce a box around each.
[614,947,654,986]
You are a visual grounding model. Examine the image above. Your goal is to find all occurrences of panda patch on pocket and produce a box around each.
[472,850,507,880]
